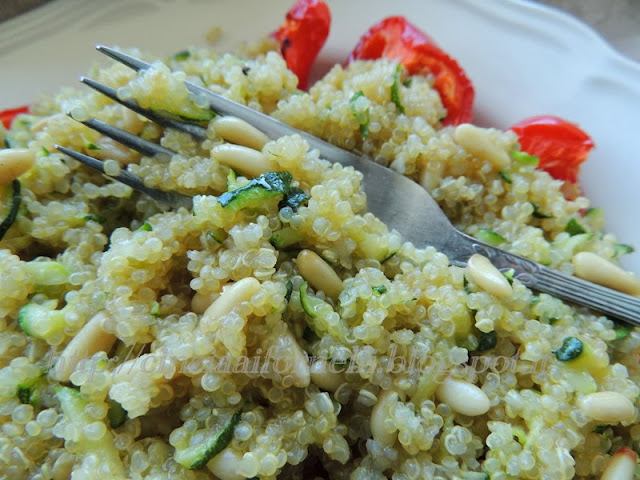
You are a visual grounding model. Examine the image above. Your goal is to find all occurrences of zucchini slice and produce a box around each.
[218,171,293,212]
[24,260,70,286]
[174,409,242,469]
[0,179,21,241]
[270,227,304,249]
[55,386,125,475]
[18,301,65,339]
[299,282,351,343]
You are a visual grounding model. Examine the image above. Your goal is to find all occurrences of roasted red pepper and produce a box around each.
[347,16,474,126]
[510,115,595,183]
[272,0,331,90]
[0,105,29,129]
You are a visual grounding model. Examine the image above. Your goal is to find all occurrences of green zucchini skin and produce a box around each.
[0,179,22,241]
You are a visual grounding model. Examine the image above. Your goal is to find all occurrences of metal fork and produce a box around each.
[55,45,640,325]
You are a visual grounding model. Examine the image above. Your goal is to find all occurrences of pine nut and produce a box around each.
[370,390,400,446]
[213,116,270,151]
[30,113,65,133]
[211,144,276,177]
[111,353,178,384]
[436,377,490,416]
[52,312,116,382]
[310,359,345,391]
[271,328,310,388]
[191,291,216,314]
[573,252,640,296]
[51,452,75,480]
[296,249,343,298]
[0,148,36,185]
[577,391,635,423]
[200,277,261,332]
[207,447,244,480]
[91,136,135,163]
[453,124,510,170]
[467,253,513,298]
[601,446,637,480]
[121,108,145,135]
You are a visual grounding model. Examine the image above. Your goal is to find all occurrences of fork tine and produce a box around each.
[80,77,208,141]
[95,45,360,166]
[69,115,175,158]
[54,144,193,209]
[96,44,149,72]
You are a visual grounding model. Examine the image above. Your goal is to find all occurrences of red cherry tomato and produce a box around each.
[510,115,595,183]
[347,16,474,126]
[0,105,29,129]
[272,0,331,90]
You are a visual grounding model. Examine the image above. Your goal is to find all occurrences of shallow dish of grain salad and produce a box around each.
[1,0,640,479]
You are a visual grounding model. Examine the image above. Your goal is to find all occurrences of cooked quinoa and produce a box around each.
[0,39,639,480]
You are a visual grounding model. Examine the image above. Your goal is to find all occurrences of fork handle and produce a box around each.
[451,231,640,326]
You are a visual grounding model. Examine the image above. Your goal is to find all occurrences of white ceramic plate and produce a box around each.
[2,0,639,273]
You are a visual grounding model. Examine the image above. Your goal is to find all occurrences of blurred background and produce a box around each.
[0,0,639,61]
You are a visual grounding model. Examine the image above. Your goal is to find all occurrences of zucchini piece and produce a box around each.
[356,231,397,262]
[0,179,21,241]
[391,64,405,114]
[350,91,370,138]
[299,282,351,343]
[584,207,604,222]
[531,202,552,219]
[299,282,324,319]
[226,168,241,191]
[554,336,583,361]
[24,260,70,286]
[17,373,46,408]
[502,268,515,285]
[281,187,309,211]
[614,323,632,340]
[174,409,242,469]
[477,228,506,246]
[613,243,635,258]
[563,368,597,394]
[172,50,191,61]
[107,400,128,428]
[18,301,65,339]
[564,218,587,236]
[284,279,294,303]
[270,227,304,249]
[150,301,161,318]
[510,151,539,167]
[498,170,512,184]
[55,386,124,475]
[84,214,107,224]
[476,330,497,352]
[372,285,387,295]
[206,229,225,244]
[217,171,293,212]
